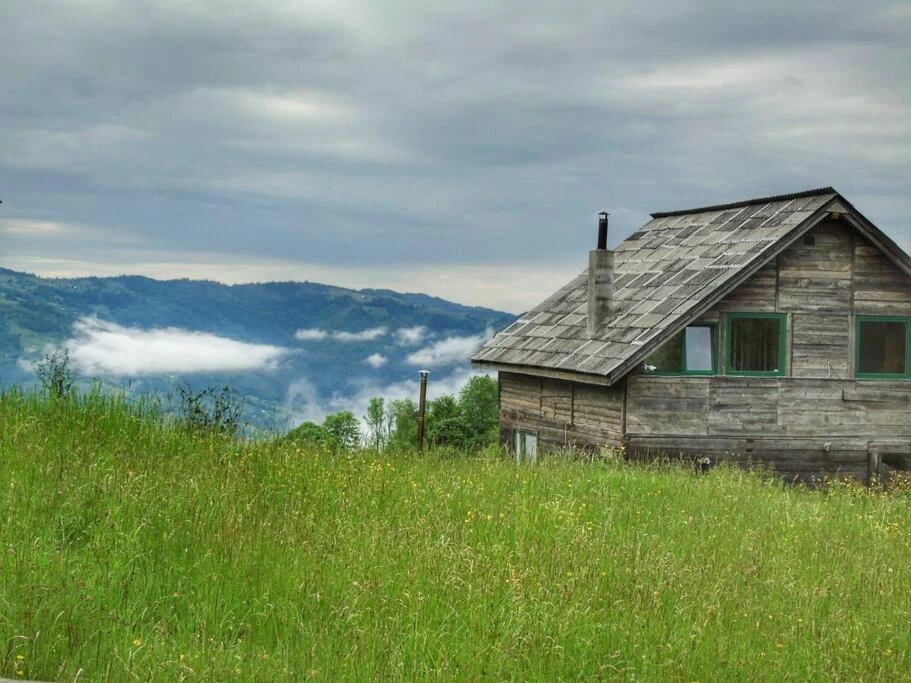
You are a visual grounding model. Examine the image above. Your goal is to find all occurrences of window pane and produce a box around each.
[685,326,713,371]
[644,331,683,372]
[730,317,781,372]
[859,321,907,374]
[525,433,538,463]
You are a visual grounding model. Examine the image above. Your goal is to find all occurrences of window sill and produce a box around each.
[855,375,910,381]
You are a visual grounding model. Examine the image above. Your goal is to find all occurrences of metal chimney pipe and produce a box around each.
[417,370,429,453]
[597,211,609,250]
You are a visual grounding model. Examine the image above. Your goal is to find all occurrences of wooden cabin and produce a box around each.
[472,188,911,482]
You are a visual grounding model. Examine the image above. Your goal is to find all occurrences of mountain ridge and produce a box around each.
[0,265,515,427]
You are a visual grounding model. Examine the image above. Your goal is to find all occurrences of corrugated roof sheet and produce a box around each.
[472,187,839,381]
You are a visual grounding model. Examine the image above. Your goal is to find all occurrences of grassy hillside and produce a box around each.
[1,392,909,680]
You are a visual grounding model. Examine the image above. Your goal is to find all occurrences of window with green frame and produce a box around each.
[856,316,910,379]
[725,313,787,376]
[643,324,716,375]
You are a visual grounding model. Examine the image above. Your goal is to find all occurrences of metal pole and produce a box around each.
[417,370,429,453]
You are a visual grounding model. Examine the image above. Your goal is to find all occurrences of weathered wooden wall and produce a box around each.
[499,371,625,453]
[625,376,911,481]
[854,239,911,316]
[626,219,911,481]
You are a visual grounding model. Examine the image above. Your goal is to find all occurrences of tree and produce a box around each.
[362,375,499,455]
[364,397,387,451]
[387,398,418,452]
[426,394,463,448]
[36,349,74,400]
[457,375,499,450]
[323,411,361,453]
[285,421,331,448]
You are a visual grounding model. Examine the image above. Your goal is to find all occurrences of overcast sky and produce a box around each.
[1,0,909,312]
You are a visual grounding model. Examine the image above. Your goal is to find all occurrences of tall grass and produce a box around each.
[1,390,909,680]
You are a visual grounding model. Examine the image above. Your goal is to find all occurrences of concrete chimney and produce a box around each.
[587,211,613,338]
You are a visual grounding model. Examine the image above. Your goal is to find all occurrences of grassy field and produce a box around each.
[1,391,909,681]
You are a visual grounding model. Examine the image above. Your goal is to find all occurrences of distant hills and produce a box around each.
[0,267,514,429]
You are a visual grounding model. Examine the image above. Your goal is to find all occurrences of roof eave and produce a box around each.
[470,359,616,386]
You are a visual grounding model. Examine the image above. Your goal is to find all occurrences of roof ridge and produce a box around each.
[649,186,837,218]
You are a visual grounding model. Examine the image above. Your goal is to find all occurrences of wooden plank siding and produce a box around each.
[626,376,911,481]
[854,240,911,316]
[625,219,911,481]
[499,372,625,453]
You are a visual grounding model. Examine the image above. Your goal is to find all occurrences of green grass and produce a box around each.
[1,391,909,681]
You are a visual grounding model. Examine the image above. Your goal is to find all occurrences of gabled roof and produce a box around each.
[472,187,911,385]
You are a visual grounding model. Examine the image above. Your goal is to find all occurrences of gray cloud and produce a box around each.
[1,1,908,311]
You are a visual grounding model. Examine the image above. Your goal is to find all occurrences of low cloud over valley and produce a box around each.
[394,326,429,346]
[22,316,497,432]
[63,317,289,377]
[295,327,388,342]
[406,329,494,368]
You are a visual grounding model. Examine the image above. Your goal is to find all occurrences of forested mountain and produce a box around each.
[0,267,514,428]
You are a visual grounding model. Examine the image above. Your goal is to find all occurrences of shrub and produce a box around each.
[35,349,74,400]
[175,384,244,436]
